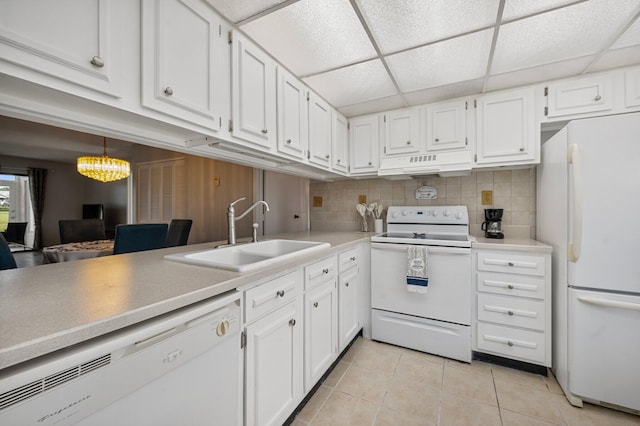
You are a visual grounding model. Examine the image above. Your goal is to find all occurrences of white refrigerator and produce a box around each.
[537,112,640,411]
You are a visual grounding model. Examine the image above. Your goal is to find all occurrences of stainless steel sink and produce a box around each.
[163,239,330,272]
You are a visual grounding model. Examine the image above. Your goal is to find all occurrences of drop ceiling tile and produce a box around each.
[355,0,499,54]
[205,0,289,23]
[485,56,594,92]
[240,0,376,76]
[502,0,583,22]
[387,30,493,93]
[404,79,484,106]
[303,60,397,107]
[337,95,406,118]
[611,15,640,49]
[492,0,640,74]
[588,45,640,72]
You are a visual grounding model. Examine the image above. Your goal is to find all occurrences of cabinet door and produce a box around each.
[349,115,379,174]
[277,67,308,159]
[245,300,303,426]
[625,68,640,108]
[231,31,277,150]
[339,267,359,352]
[427,100,467,152]
[141,0,222,129]
[0,0,120,97]
[476,88,536,165]
[308,92,333,169]
[383,108,419,156]
[304,280,338,391]
[332,111,349,173]
[546,75,613,117]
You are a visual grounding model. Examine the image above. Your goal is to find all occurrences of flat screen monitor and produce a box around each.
[82,203,104,220]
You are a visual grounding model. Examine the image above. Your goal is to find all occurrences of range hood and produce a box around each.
[377,150,472,178]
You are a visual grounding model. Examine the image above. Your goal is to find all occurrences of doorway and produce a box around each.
[0,174,35,249]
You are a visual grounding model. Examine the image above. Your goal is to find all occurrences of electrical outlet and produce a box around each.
[213,177,220,187]
[358,195,367,204]
[481,190,493,205]
[312,196,323,207]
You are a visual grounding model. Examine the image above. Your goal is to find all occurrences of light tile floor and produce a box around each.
[293,337,640,426]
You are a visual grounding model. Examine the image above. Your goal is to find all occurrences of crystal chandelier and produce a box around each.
[77,137,130,182]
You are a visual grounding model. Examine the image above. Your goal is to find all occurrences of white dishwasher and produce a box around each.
[0,291,242,426]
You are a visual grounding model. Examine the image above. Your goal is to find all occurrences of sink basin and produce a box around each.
[163,239,330,272]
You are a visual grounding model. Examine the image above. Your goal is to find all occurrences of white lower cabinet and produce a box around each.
[244,271,303,426]
[473,248,551,367]
[338,248,360,352]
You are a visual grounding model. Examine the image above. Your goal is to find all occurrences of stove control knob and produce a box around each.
[443,209,450,216]
[402,210,409,216]
[432,209,439,216]
[455,211,463,219]
[391,211,398,219]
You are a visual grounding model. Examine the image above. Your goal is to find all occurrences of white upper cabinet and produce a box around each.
[231,30,277,150]
[141,0,223,130]
[546,75,613,118]
[0,0,122,97]
[276,67,308,160]
[476,87,536,166]
[308,92,333,169]
[625,68,640,108]
[382,108,420,157]
[331,111,349,174]
[349,114,380,174]
[426,100,468,152]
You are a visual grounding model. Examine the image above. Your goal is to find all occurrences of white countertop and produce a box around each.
[0,231,374,370]
[471,235,553,253]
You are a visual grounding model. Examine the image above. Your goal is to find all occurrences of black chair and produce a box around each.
[113,223,168,255]
[59,219,106,244]
[1,222,28,247]
[165,219,192,247]
[0,233,18,270]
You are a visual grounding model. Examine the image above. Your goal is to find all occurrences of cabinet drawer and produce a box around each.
[338,248,358,273]
[477,252,545,276]
[477,293,545,331]
[477,271,545,299]
[245,270,301,323]
[477,322,545,365]
[305,256,337,290]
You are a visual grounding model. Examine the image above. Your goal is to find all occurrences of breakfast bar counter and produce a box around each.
[0,231,374,370]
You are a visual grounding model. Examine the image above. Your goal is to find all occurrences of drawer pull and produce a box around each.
[322,268,329,274]
[483,304,538,319]
[483,333,538,349]
[261,128,268,134]
[594,94,602,101]
[286,139,292,144]
[313,301,318,308]
[289,319,296,327]
[508,310,514,316]
[90,55,104,67]
[508,262,514,266]
[345,282,349,287]
[276,290,285,297]
[507,341,514,347]
[164,86,174,96]
[350,256,356,261]
[508,284,514,289]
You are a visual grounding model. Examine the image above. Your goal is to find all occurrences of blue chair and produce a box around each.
[0,233,18,270]
[59,219,106,244]
[113,224,168,255]
[165,219,192,247]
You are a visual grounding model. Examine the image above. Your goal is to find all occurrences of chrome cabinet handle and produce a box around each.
[350,256,356,261]
[519,147,525,152]
[435,138,439,142]
[594,95,602,101]
[337,159,341,163]
[322,268,329,274]
[345,282,349,287]
[325,154,330,159]
[289,318,296,326]
[406,141,411,145]
[313,302,318,308]
[368,161,372,166]
[507,284,514,289]
[164,87,174,96]
[90,56,104,67]
[507,341,514,347]
[261,129,268,134]
[276,290,285,297]
[508,262,514,266]
[286,139,292,144]
[507,310,514,316]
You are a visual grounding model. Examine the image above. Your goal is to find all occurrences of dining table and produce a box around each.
[42,239,115,264]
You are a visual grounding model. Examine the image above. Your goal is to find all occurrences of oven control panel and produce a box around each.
[387,206,468,225]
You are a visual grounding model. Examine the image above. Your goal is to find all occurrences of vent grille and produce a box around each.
[0,354,111,411]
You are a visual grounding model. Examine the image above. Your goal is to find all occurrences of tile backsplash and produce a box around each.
[310,168,536,240]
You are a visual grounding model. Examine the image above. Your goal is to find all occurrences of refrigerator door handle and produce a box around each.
[578,296,640,312]
[568,144,582,262]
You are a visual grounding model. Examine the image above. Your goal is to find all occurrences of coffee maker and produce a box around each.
[481,208,504,239]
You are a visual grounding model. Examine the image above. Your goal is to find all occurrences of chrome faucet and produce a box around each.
[227,197,270,245]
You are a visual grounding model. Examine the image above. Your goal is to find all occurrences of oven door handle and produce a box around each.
[371,242,470,255]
